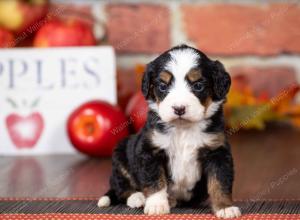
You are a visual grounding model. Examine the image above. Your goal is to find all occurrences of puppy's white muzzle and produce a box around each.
[158,88,205,123]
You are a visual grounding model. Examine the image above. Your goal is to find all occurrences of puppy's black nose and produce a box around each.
[172,106,186,116]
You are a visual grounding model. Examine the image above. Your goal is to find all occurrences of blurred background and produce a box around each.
[0,0,299,202]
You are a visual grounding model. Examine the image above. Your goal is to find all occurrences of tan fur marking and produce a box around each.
[208,175,233,212]
[207,133,225,148]
[143,167,167,197]
[119,165,137,188]
[120,190,134,199]
[168,195,177,208]
[203,97,212,114]
[159,71,172,84]
[187,69,202,82]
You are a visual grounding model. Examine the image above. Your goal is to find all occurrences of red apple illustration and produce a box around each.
[6,112,44,148]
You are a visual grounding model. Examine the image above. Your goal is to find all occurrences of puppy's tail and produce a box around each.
[97,189,119,207]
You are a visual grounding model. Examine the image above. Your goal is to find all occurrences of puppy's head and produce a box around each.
[142,44,231,124]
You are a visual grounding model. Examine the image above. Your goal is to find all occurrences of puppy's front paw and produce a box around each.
[127,192,145,208]
[144,198,170,215]
[169,196,177,208]
[215,206,241,219]
[97,196,110,207]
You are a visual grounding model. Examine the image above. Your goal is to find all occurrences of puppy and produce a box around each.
[98,45,241,219]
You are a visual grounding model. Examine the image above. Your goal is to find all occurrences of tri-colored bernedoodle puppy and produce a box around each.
[98,45,241,219]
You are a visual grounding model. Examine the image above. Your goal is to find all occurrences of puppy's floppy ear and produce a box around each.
[141,63,154,100]
[211,60,231,100]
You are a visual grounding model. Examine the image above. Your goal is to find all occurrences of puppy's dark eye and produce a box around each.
[192,82,204,92]
[159,82,168,92]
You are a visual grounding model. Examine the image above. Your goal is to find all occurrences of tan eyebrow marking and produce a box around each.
[159,71,172,84]
[187,69,202,82]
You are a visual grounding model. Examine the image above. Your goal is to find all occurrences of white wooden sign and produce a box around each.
[0,46,116,155]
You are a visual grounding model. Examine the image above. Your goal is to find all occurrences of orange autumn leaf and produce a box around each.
[226,75,300,130]
[257,91,270,103]
[227,76,257,107]
[227,88,256,107]
[279,105,300,116]
[271,84,300,113]
[135,64,145,75]
[134,64,146,89]
[291,117,300,127]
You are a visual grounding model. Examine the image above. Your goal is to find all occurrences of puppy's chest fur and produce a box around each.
[152,123,211,201]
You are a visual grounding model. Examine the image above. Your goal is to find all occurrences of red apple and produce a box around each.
[67,101,129,157]
[126,91,148,132]
[0,0,48,34]
[0,28,15,48]
[34,19,96,47]
[6,112,44,148]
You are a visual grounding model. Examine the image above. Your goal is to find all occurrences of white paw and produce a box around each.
[97,196,110,207]
[144,198,170,215]
[215,206,241,219]
[143,187,170,215]
[127,192,145,208]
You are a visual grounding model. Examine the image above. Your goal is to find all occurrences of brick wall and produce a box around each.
[54,0,300,105]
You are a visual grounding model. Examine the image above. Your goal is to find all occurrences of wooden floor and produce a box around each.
[0,124,299,201]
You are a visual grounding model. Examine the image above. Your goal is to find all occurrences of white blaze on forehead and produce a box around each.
[166,48,199,79]
[157,48,204,123]
[155,47,222,123]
